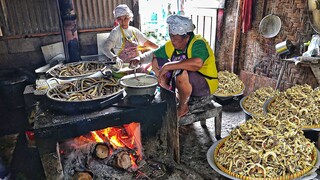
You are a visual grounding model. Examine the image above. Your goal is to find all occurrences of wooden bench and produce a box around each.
[159,87,222,163]
[179,95,222,140]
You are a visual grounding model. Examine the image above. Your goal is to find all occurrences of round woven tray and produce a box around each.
[210,137,318,180]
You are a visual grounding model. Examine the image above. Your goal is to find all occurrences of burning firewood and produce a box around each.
[116,151,132,169]
[72,171,93,180]
[93,143,110,159]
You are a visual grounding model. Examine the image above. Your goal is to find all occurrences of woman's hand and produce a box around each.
[115,57,123,69]
[129,59,140,69]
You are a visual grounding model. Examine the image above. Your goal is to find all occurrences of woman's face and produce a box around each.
[169,34,190,50]
[117,15,130,29]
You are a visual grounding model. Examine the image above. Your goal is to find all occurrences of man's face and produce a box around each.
[117,15,130,29]
[169,34,189,50]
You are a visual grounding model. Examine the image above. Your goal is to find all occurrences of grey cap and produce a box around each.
[167,14,194,35]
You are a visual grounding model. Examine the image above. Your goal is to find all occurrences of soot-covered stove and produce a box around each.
[31,88,179,179]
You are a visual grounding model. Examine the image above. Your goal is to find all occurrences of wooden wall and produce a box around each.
[215,0,318,94]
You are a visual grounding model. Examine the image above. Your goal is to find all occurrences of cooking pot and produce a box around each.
[43,77,124,114]
[119,73,158,97]
[275,40,294,56]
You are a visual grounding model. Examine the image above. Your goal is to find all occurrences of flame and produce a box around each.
[130,154,138,170]
[90,131,104,142]
[82,122,143,169]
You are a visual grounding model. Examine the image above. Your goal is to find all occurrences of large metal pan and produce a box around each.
[46,61,109,79]
[43,77,124,115]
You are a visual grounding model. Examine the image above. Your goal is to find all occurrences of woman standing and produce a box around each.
[103,4,158,69]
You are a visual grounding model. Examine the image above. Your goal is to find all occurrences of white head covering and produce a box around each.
[113,4,133,19]
[167,15,194,35]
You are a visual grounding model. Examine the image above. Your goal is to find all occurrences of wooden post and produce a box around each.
[57,0,81,62]
[132,0,141,30]
[232,0,243,74]
[160,86,180,163]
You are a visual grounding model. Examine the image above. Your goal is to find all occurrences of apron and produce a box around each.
[169,49,188,90]
[117,26,140,63]
[169,48,214,96]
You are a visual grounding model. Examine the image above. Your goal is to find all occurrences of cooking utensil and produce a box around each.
[119,73,158,97]
[275,40,294,56]
[46,61,107,79]
[43,77,124,114]
[259,14,281,38]
[259,1,281,38]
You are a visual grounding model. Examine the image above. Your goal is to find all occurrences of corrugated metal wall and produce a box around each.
[0,0,60,36]
[74,0,133,29]
[0,0,134,37]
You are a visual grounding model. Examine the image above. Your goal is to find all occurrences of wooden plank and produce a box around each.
[160,87,180,163]
[310,64,320,84]
[179,96,222,139]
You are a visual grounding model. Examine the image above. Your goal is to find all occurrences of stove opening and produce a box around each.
[59,122,147,179]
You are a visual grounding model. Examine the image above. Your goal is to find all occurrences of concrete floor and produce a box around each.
[0,97,246,179]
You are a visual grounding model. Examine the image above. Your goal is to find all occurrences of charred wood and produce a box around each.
[72,171,93,180]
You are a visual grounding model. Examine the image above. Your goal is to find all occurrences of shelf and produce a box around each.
[283,56,320,64]
[282,56,320,84]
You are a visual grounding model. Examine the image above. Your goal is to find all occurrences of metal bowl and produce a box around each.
[239,96,254,120]
[119,73,158,96]
[259,14,281,38]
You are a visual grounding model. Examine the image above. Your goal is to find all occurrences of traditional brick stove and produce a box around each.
[31,88,179,179]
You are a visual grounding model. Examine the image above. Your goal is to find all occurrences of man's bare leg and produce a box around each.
[176,71,192,118]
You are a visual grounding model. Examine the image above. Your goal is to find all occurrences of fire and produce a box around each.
[90,131,104,142]
[84,122,142,169]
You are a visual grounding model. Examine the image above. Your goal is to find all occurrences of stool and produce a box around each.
[179,95,222,140]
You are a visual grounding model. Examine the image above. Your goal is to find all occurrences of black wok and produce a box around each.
[42,91,123,115]
[42,78,124,115]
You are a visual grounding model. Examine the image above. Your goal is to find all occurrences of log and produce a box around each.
[116,151,132,169]
[93,143,110,159]
[72,171,93,180]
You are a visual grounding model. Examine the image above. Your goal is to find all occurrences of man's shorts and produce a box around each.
[156,58,210,97]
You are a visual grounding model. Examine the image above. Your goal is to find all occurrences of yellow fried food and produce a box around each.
[214,71,244,96]
[243,87,280,116]
[215,114,316,179]
[267,84,320,127]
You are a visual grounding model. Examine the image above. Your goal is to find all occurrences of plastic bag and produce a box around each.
[303,34,320,57]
